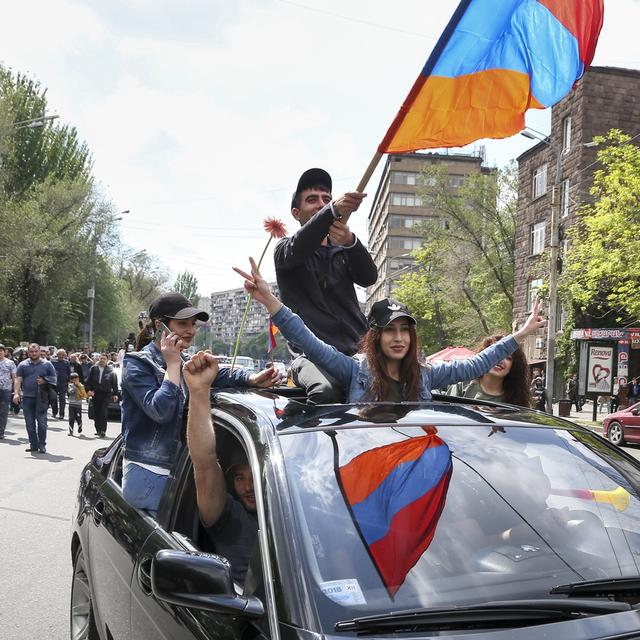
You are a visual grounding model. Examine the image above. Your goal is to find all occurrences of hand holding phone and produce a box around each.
[154,321,171,342]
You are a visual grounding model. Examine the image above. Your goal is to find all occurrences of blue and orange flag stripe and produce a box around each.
[379,0,604,153]
[267,318,278,352]
[336,428,452,598]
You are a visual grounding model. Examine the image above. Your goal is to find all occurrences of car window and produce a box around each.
[170,422,262,592]
[279,424,640,631]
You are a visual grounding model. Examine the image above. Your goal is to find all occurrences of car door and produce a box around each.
[87,442,158,640]
[624,403,640,442]
[130,419,277,640]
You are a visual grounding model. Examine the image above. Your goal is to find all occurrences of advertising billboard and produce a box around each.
[587,345,614,394]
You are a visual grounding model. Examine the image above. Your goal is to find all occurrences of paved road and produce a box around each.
[0,410,119,640]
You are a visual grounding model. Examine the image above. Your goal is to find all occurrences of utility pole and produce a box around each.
[522,129,562,413]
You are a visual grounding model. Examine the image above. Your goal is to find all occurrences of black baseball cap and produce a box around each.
[367,298,416,328]
[148,292,209,322]
[291,168,332,209]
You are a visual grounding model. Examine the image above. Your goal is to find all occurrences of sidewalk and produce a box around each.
[552,400,605,433]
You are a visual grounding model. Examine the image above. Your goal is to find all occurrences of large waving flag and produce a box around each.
[379,0,604,153]
[336,428,452,598]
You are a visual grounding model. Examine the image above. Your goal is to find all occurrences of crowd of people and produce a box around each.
[0,344,123,452]
[2,166,614,582]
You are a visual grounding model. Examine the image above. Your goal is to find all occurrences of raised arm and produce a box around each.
[233,258,355,387]
[183,351,227,527]
[431,298,547,390]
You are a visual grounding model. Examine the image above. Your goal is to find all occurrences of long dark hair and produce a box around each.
[476,334,531,408]
[136,318,156,351]
[359,325,422,402]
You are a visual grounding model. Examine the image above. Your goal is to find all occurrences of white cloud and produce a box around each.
[0,0,638,296]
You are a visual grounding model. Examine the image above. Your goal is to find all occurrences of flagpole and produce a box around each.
[339,151,384,224]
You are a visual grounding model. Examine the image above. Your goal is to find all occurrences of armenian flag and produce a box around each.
[337,428,452,598]
[267,318,279,352]
[379,0,604,153]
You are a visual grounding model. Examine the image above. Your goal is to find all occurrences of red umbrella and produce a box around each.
[426,346,475,363]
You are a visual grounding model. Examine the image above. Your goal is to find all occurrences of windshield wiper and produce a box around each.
[334,599,630,633]
[551,576,640,601]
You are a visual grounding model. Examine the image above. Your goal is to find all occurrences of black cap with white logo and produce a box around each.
[148,292,209,322]
[367,298,416,329]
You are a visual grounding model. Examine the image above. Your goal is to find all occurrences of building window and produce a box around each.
[562,116,572,153]
[528,278,543,311]
[560,179,570,217]
[449,174,465,188]
[388,236,423,250]
[532,164,547,199]
[530,222,546,255]
[389,214,425,229]
[391,171,419,185]
[391,193,423,207]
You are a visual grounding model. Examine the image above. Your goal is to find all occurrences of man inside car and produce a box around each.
[183,350,258,584]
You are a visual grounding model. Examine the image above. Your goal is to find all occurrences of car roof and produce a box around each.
[212,390,582,437]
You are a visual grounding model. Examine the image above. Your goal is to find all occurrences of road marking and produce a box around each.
[0,505,69,522]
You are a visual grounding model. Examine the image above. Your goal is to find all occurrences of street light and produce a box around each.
[0,114,60,167]
[87,209,130,352]
[521,127,562,413]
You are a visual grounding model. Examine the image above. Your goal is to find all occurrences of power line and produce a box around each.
[277,0,433,39]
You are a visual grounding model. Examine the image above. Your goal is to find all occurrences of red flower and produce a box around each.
[263,217,287,239]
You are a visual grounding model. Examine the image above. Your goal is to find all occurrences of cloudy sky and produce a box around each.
[2,0,638,296]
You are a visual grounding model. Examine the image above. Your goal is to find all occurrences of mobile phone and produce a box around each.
[154,321,171,342]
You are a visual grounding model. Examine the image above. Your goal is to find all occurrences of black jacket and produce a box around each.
[85,364,119,396]
[274,204,378,356]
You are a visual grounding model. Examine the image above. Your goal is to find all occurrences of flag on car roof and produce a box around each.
[337,427,452,598]
[378,0,604,153]
[267,318,279,353]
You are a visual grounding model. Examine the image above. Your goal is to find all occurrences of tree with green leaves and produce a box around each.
[393,163,517,354]
[173,270,200,306]
[561,129,640,324]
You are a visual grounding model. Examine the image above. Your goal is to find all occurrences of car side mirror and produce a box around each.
[152,549,264,618]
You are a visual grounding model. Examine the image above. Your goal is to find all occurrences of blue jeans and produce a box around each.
[22,396,48,448]
[122,460,168,516]
[0,389,11,436]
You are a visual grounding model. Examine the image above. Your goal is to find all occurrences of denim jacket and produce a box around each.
[121,342,252,468]
[271,305,519,403]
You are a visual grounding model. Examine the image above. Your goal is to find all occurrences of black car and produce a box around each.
[71,391,640,640]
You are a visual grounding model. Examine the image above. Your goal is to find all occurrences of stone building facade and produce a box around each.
[366,151,489,306]
[208,282,279,347]
[514,66,640,397]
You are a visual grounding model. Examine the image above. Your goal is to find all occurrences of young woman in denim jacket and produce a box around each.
[235,258,545,403]
[121,292,279,515]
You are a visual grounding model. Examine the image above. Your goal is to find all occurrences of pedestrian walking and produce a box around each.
[85,353,119,437]
[567,373,581,412]
[67,372,87,435]
[79,354,92,381]
[13,343,57,453]
[0,344,17,438]
[52,349,71,419]
[68,352,85,384]
[627,377,640,406]
[531,376,548,412]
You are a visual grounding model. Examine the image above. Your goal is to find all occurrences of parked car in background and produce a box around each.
[603,402,640,446]
[71,392,640,640]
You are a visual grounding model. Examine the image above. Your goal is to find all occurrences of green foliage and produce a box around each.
[173,270,200,306]
[240,330,290,361]
[561,130,640,324]
[0,65,168,349]
[393,163,517,353]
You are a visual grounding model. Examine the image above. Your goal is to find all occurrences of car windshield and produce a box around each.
[279,424,640,631]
